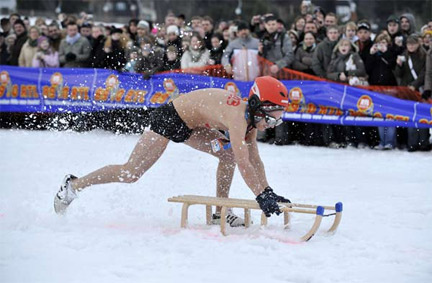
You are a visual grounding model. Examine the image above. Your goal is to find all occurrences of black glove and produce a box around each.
[65,52,77,62]
[422,90,431,100]
[256,187,282,217]
[266,186,291,203]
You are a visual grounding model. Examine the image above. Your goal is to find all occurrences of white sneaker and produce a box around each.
[54,174,78,215]
[212,209,245,227]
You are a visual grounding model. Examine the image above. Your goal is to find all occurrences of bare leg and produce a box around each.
[185,128,236,213]
[70,131,170,191]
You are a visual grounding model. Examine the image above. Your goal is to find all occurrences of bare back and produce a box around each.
[172,88,248,134]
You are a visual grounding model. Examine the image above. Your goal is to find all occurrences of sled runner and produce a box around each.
[168,195,343,241]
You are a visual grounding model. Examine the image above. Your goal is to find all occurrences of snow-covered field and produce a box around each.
[1,129,431,283]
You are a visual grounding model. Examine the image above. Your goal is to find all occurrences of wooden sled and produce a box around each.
[168,195,343,242]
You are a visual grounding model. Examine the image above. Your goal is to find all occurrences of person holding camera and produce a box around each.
[258,15,294,75]
[58,21,91,68]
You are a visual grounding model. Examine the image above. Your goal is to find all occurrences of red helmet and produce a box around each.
[249,76,288,108]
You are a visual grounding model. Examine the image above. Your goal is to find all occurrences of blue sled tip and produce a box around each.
[335,202,343,212]
[316,206,324,216]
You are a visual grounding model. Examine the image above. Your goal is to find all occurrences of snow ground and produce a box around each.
[0,129,431,283]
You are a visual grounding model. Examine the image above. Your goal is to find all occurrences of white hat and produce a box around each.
[137,20,149,30]
[166,25,179,35]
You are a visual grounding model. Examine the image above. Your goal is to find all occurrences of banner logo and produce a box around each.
[357,95,373,114]
[0,71,15,97]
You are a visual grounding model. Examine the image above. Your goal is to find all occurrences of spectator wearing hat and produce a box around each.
[399,13,416,37]
[80,22,92,41]
[8,19,28,66]
[88,25,106,69]
[312,25,340,78]
[1,17,12,37]
[422,30,432,51]
[222,20,259,79]
[293,16,306,41]
[135,20,152,46]
[181,31,210,70]
[288,30,300,52]
[394,34,428,151]
[18,26,40,67]
[162,45,181,71]
[166,24,182,56]
[59,22,91,68]
[355,20,373,64]
[32,36,59,68]
[103,27,128,71]
[386,15,405,56]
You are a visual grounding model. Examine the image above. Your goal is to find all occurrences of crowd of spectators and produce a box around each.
[0,1,431,151]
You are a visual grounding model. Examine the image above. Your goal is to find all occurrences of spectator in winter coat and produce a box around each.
[355,20,374,64]
[292,31,316,75]
[293,16,306,41]
[135,20,152,46]
[366,33,398,150]
[327,38,370,149]
[208,33,225,65]
[181,32,210,69]
[202,16,214,50]
[162,45,181,71]
[18,26,40,67]
[327,38,366,83]
[58,22,91,67]
[127,19,139,43]
[394,34,429,151]
[123,45,140,73]
[103,28,128,71]
[0,32,9,65]
[165,25,183,57]
[422,48,432,101]
[312,25,340,78]
[135,36,164,79]
[385,15,405,56]
[47,22,62,52]
[31,36,59,68]
[8,19,27,66]
[399,13,416,37]
[88,25,106,69]
[258,15,294,74]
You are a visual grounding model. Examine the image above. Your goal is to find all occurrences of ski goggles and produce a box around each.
[254,113,283,127]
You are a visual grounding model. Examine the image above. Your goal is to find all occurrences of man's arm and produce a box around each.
[228,121,266,196]
[245,129,269,189]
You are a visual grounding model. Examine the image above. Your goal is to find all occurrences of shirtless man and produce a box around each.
[54,76,291,226]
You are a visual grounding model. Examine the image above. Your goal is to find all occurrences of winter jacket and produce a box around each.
[31,51,59,68]
[209,45,224,65]
[181,48,210,69]
[312,37,338,78]
[259,30,294,69]
[327,51,366,82]
[292,43,316,75]
[365,49,397,86]
[394,48,426,90]
[162,58,181,71]
[89,35,106,69]
[355,38,374,65]
[221,35,259,66]
[18,40,38,67]
[135,48,164,78]
[8,31,28,66]
[58,35,91,68]
[166,37,183,57]
[103,39,126,71]
[424,49,431,91]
